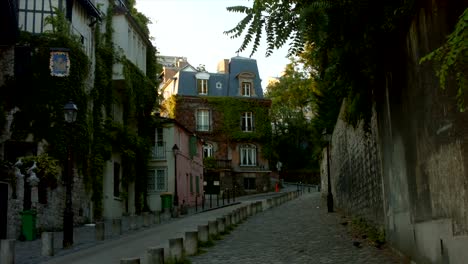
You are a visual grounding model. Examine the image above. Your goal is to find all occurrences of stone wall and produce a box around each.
[6,172,91,239]
[323,0,468,263]
[323,102,384,226]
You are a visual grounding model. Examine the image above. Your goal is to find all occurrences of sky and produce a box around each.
[135,0,291,90]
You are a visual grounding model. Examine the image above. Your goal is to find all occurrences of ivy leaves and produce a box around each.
[420,8,468,112]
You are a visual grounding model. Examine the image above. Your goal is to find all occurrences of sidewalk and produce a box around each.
[13,187,296,264]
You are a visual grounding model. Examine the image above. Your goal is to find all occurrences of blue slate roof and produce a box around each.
[174,56,263,98]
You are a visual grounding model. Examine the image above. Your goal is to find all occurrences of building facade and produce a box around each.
[147,117,204,212]
[160,56,272,196]
[0,0,156,239]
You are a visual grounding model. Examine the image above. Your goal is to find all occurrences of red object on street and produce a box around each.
[275,183,279,192]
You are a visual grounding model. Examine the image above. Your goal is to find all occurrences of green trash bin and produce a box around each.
[20,210,37,241]
[160,192,173,211]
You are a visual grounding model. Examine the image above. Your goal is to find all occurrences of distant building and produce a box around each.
[160,55,272,196]
[147,116,204,212]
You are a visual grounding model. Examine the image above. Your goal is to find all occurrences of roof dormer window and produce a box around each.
[196,72,210,95]
[198,79,208,95]
[237,72,255,97]
[241,82,252,97]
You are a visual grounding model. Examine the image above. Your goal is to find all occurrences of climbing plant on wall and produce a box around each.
[1,9,91,170]
[420,7,468,112]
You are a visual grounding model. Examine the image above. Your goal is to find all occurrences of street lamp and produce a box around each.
[63,100,77,248]
[323,129,334,213]
[172,144,179,210]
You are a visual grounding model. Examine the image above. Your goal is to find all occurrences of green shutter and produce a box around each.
[190,174,193,193]
[189,136,197,158]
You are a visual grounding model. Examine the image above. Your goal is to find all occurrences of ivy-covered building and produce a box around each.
[0,0,158,240]
[160,56,272,196]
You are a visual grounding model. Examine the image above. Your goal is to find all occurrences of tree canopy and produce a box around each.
[225,0,418,131]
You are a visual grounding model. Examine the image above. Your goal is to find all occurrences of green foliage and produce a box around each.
[265,59,319,172]
[0,3,159,218]
[350,217,386,247]
[420,8,468,112]
[203,157,217,169]
[226,0,419,130]
[207,97,272,143]
[2,12,90,167]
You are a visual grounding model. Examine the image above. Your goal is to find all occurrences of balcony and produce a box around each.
[150,141,166,160]
[204,158,231,170]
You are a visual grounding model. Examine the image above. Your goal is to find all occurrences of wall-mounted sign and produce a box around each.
[214,181,220,186]
[50,50,70,77]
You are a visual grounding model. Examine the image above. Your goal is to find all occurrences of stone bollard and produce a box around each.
[169,238,183,262]
[41,232,54,256]
[130,215,137,230]
[250,203,256,215]
[153,211,161,224]
[143,212,150,227]
[246,204,252,216]
[225,214,232,227]
[208,220,218,237]
[95,221,105,241]
[257,201,263,212]
[184,231,198,256]
[231,210,237,225]
[267,198,272,208]
[217,217,225,234]
[147,247,164,264]
[197,225,209,242]
[0,239,15,264]
[242,207,248,219]
[137,215,143,229]
[120,257,140,264]
[262,200,268,211]
[112,218,122,236]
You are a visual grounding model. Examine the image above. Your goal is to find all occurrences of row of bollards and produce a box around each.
[0,210,166,264]
[115,191,301,264]
[0,191,301,264]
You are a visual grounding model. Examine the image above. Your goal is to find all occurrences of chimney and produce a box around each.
[217,59,229,73]
[176,58,188,68]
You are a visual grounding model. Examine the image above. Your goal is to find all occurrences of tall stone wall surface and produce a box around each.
[376,0,468,263]
[327,103,384,226]
[322,0,468,263]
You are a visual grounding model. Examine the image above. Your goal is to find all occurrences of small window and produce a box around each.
[196,109,210,131]
[244,177,256,190]
[148,168,167,192]
[203,143,213,158]
[240,144,257,166]
[198,79,208,95]
[241,82,252,97]
[241,112,254,132]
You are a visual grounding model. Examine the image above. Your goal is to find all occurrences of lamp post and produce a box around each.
[172,144,179,210]
[63,100,77,248]
[323,130,334,213]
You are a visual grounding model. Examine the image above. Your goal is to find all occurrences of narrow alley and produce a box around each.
[190,192,404,264]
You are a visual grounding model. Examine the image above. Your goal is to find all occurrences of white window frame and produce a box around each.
[241,112,254,132]
[147,167,168,192]
[241,82,252,97]
[203,143,213,158]
[240,144,257,166]
[198,79,208,95]
[196,109,210,131]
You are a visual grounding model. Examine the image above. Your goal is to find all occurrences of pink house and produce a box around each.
[147,117,204,213]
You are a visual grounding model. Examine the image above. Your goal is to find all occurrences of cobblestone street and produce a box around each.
[190,192,404,264]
